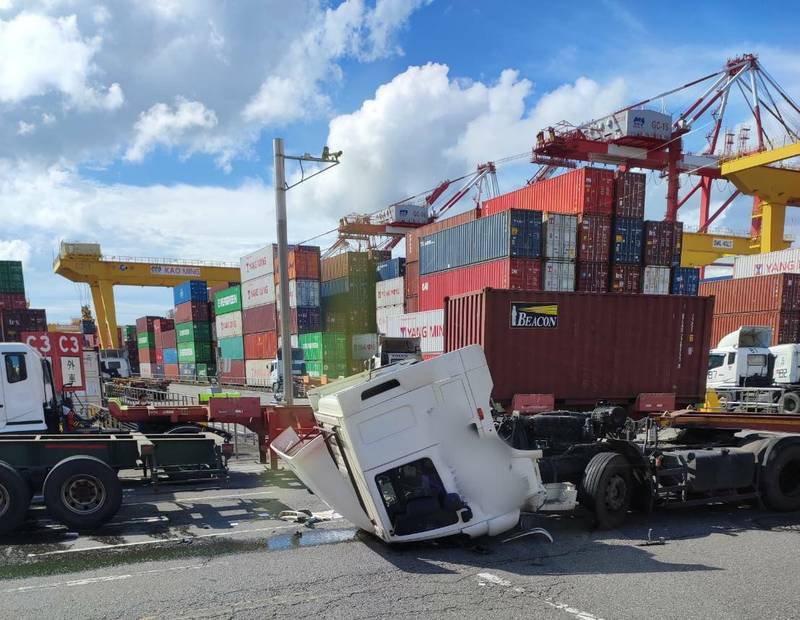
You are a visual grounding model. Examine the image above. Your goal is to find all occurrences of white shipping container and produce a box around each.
[543,260,576,291]
[544,213,577,260]
[245,359,272,387]
[733,248,800,279]
[216,310,243,338]
[139,362,152,378]
[240,244,275,281]
[376,276,405,308]
[373,204,428,226]
[377,304,404,334]
[642,266,671,294]
[588,109,672,142]
[242,274,276,309]
[385,310,443,354]
[352,333,379,361]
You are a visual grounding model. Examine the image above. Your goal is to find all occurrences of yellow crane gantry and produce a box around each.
[54,242,240,349]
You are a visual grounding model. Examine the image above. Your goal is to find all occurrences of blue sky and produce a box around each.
[0,0,798,324]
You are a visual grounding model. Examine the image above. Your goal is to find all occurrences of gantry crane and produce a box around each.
[54,242,240,349]
[532,53,800,268]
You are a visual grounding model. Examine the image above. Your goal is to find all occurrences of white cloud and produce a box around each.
[16,120,35,135]
[0,239,31,263]
[0,12,123,109]
[125,97,218,162]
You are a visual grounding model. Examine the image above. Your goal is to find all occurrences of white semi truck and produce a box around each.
[273,345,800,543]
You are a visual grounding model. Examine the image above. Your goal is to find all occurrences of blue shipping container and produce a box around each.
[671,267,700,295]
[612,217,644,265]
[173,280,208,306]
[376,258,406,281]
[163,347,178,364]
[419,210,542,275]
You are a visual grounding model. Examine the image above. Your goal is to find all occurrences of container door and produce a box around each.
[1,351,42,428]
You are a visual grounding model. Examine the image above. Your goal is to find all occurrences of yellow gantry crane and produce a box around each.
[54,242,240,349]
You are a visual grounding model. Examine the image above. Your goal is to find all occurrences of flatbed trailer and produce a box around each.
[0,430,227,535]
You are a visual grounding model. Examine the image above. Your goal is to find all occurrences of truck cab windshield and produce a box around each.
[708,353,726,370]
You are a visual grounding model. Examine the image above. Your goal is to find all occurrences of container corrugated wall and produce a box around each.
[612,217,644,264]
[443,289,713,406]
[543,214,577,260]
[699,273,800,313]
[710,311,800,346]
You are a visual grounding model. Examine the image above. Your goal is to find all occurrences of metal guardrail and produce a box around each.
[101,255,239,268]
[104,383,198,407]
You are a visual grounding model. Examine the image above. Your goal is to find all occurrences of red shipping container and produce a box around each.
[644,220,682,266]
[136,316,160,332]
[0,293,27,310]
[218,359,246,384]
[710,311,800,346]
[21,331,85,393]
[419,258,541,311]
[614,171,646,218]
[699,273,800,314]
[244,331,278,360]
[138,347,156,364]
[406,209,478,263]
[610,264,641,293]
[577,215,611,262]
[444,289,713,407]
[155,349,164,364]
[160,330,177,349]
[274,246,321,282]
[577,262,609,293]
[174,300,210,323]
[154,318,174,334]
[405,260,419,298]
[164,364,180,380]
[482,168,615,217]
[243,303,277,334]
[405,295,419,313]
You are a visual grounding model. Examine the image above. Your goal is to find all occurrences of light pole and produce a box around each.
[273,138,341,404]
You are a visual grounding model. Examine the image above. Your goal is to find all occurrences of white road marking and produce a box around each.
[26,519,345,557]
[125,490,275,506]
[4,562,227,594]
[475,572,604,620]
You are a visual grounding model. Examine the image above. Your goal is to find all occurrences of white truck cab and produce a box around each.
[770,344,800,384]
[0,343,51,433]
[707,326,772,388]
[272,345,576,543]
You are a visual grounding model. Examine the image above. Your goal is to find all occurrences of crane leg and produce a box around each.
[98,280,119,349]
[758,201,790,254]
[89,283,111,349]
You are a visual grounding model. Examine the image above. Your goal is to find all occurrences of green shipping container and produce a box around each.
[137,332,155,348]
[0,261,25,294]
[121,325,137,341]
[298,332,348,362]
[306,361,324,378]
[214,285,242,315]
[323,361,350,379]
[218,336,244,360]
[178,341,214,363]
[176,321,211,343]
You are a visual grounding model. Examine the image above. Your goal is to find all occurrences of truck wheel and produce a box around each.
[761,444,800,511]
[778,392,800,414]
[0,461,30,536]
[43,456,123,530]
[579,452,631,530]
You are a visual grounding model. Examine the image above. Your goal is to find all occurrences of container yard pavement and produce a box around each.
[1,455,799,619]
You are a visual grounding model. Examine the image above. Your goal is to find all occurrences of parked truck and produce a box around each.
[0,342,229,534]
[272,345,800,543]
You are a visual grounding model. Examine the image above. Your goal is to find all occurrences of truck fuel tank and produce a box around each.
[660,448,755,493]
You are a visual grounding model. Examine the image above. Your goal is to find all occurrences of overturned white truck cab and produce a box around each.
[271,345,577,543]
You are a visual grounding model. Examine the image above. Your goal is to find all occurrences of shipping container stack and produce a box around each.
[240,245,278,387]
[276,245,322,339]
[214,285,245,384]
[376,258,406,335]
[135,316,160,378]
[543,213,577,291]
[173,281,214,381]
[609,172,645,293]
[153,318,177,379]
[0,260,48,342]
[120,325,139,374]
[698,273,800,345]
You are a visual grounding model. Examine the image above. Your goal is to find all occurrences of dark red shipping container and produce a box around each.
[577,215,611,262]
[614,171,646,218]
[160,330,177,349]
[1,308,47,341]
[482,168,615,217]
[0,293,27,310]
[136,316,160,333]
[699,273,800,314]
[243,303,277,335]
[405,209,478,263]
[244,331,278,360]
[644,220,682,266]
[610,264,641,293]
[138,347,156,364]
[419,258,541,311]
[710,311,799,346]
[405,260,419,299]
[174,300,210,323]
[576,262,609,293]
[444,289,713,407]
[405,295,419,313]
[154,318,174,334]
[218,359,246,385]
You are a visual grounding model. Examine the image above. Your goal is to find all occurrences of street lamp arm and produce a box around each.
[283,160,341,191]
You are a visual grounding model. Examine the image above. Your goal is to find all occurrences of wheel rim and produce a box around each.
[786,398,799,413]
[0,484,9,518]
[604,475,627,511]
[61,474,106,515]
[778,459,800,498]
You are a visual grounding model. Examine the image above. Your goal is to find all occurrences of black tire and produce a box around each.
[778,392,800,415]
[0,461,30,536]
[43,456,123,530]
[761,443,800,511]
[271,382,279,394]
[579,452,631,530]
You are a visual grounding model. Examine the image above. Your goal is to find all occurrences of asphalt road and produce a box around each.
[1,456,799,619]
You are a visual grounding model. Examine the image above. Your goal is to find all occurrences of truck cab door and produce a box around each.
[1,351,44,430]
